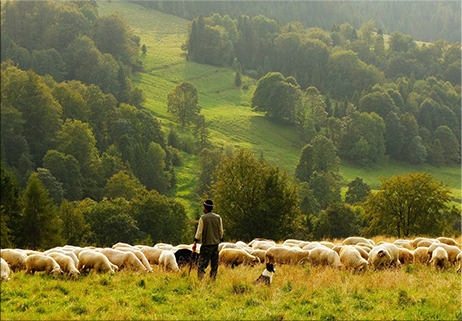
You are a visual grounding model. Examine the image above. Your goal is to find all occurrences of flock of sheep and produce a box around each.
[1,236,461,282]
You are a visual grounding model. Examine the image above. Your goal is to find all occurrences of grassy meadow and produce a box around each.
[96,1,461,213]
[1,248,461,320]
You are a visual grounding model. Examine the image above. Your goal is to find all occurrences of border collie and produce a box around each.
[254,262,276,286]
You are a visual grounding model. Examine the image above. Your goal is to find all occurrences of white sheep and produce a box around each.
[115,247,153,272]
[427,243,461,265]
[26,254,62,276]
[220,249,260,267]
[429,247,449,270]
[368,243,400,270]
[99,248,148,272]
[1,258,11,281]
[47,252,80,279]
[398,248,414,265]
[78,250,117,274]
[343,237,375,247]
[339,246,368,273]
[436,237,461,247]
[158,251,180,272]
[1,249,28,271]
[140,246,164,265]
[413,247,430,264]
[265,246,308,265]
[308,247,343,268]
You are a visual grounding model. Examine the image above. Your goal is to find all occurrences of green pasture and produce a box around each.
[97,1,461,210]
[1,263,460,320]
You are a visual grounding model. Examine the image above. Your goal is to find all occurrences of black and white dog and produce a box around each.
[254,262,276,286]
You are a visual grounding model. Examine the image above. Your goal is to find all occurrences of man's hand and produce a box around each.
[192,241,197,253]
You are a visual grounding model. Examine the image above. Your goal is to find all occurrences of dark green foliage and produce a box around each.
[1,65,63,166]
[59,200,90,246]
[345,177,371,205]
[308,171,341,210]
[312,203,360,239]
[427,139,445,167]
[167,82,201,126]
[82,198,139,247]
[340,111,385,166]
[31,49,67,82]
[194,148,223,198]
[295,136,339,183]
[43,150,83,201]
[252,72,302,123]
[357,91,398,120]
[142,44,147,54]
[234,71,242,87]
[104,170,145,201]
[433,125,461,164]
[364,173,453,237]
[193,114,211,153]
[20,173,62,249]
[167,128,181,150]
[132,190,188,244]
[36,168,64,205]
[0,162,22,248]
[211,149,303,241]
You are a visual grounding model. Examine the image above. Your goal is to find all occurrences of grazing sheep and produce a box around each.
[220,249,260,267]
[112,242,134,249]
[265,247,309,265]
[140,246,164,265]
[251,240,276,251]
[411,238,427,249]
[302,242,327,251]
[427,243,461,265]
[356,242,373,251]
[353,246,369,260]
[308,247,343,268]
[159,251,180,272]
[343,237,375,247]
[99,248,148,272]
[368,243,400,270]
[47,252,80,279]
[437,237,461,247]
[429,247,449,270]
[416,239,440,248]
[339,246,368,273]
[154,243,174,251]
[1,258,11,281]
[320,241,335,249]
[115,248,153,272]
[45,249,79,267]
[413,247,430,264]
[1,249,28,271]
[393,240,413,251]
[398,248,414,265]
[332,245,343,255]
[250,249,267,263]
[26,254,62,276]
[78,250,116,274]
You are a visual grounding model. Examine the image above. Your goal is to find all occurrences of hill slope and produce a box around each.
[97,1,461,210]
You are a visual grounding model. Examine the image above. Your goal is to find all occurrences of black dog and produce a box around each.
[254,262,276,286]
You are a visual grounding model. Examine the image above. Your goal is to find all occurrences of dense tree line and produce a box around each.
[1,1,143,107]
[138,1,460,43]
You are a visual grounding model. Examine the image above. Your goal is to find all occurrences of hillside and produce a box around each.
[96,1,461,211]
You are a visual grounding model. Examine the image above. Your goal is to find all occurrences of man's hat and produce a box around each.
[203,200,214,208]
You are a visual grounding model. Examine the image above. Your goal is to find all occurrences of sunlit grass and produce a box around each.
[2,259,460,320]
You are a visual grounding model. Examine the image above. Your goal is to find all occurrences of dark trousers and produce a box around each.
[197,244,219,280]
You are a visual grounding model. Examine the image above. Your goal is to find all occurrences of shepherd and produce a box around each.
[192,200,224,280]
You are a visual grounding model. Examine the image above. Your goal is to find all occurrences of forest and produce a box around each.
[0,1,460,251]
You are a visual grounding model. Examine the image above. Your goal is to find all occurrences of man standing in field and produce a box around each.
[192,200,223,280]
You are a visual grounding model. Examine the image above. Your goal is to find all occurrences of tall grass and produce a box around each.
[1,262,460,320]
